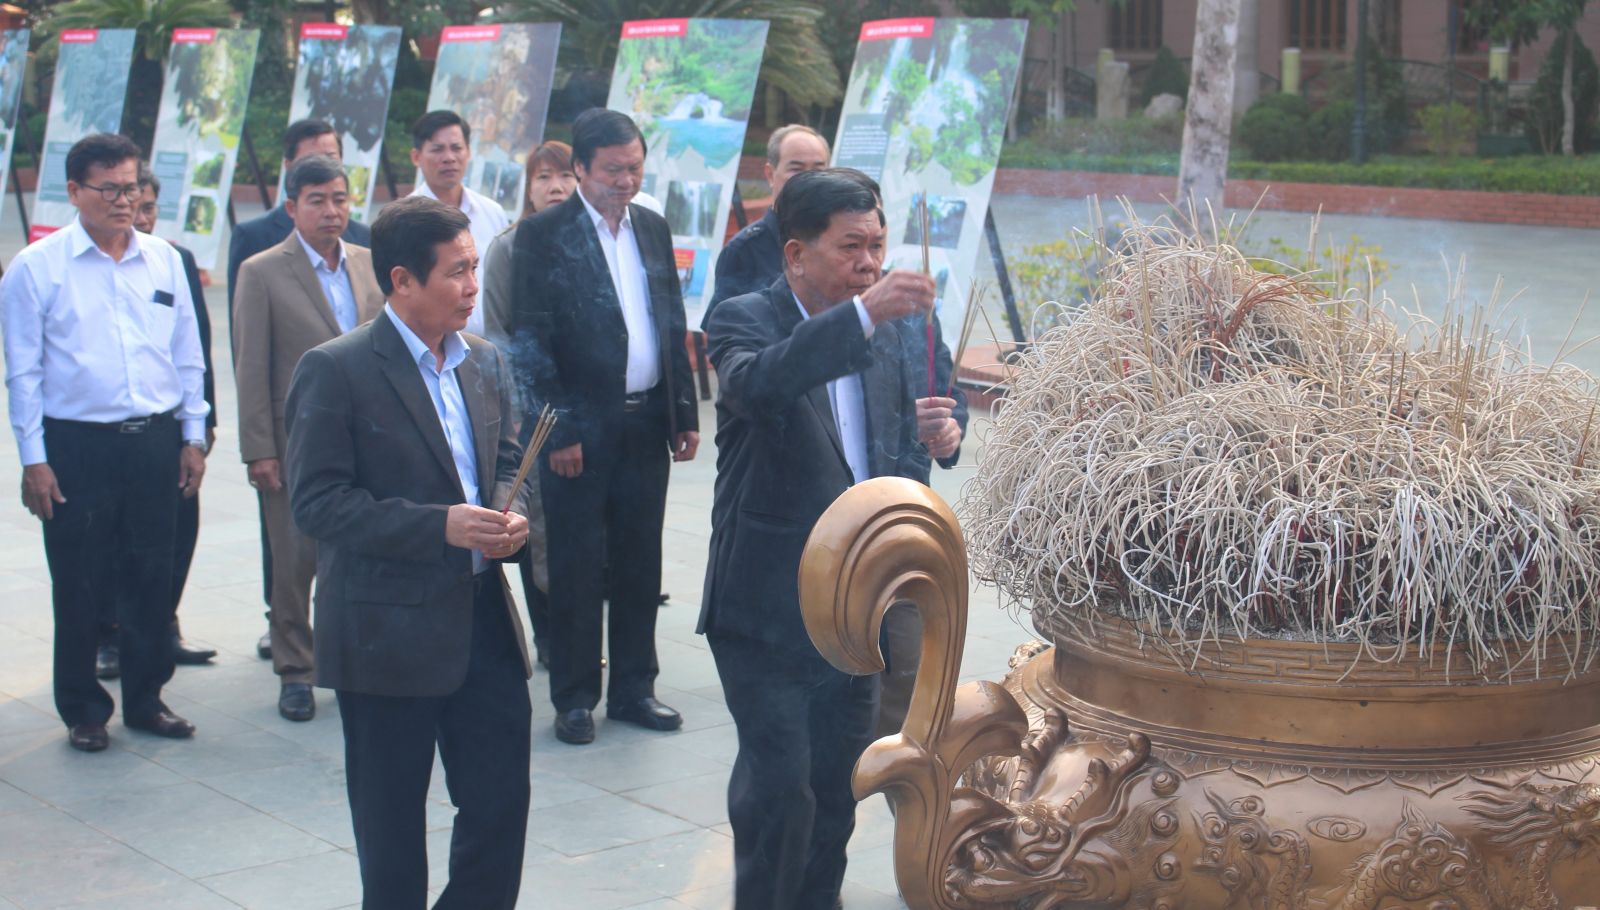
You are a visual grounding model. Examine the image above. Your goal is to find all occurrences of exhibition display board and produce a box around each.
[833,17,1027,347]
[0,29,29,222]
[149,27,259,267]
[31,29,137,240]
[606,17,769,327]
[284,23,401,222]
[420,23,561,218]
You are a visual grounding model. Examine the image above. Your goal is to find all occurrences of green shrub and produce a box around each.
[1318,40,1409,153]
[1309,100,1354,161]
[1419,102,1479,157]
[1140,46,1189,107]
[1238,93,1313,161]
[1527,31,1600,154]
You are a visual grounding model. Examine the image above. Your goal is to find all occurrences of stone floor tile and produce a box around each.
[197,758,347,816]
[0,696,56,738]
[125,728,319,781]
[660,723,738,765]
[532,736,728,794]
[526,793,698,857]
[842,840,901,896]
[0,809,193,910]
[198,848,359,910]
[0,780,43,817]
[59,780,257,835]
[621,772,730,829]
[517,853,660,910]
[51,880,244,910]
[0,734,186,806]
[528,768,609,811]
[129,811,338,878]
[839,880,908,909]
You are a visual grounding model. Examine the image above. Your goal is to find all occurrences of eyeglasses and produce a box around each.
[79,182,144,203]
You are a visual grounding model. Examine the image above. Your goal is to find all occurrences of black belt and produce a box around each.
[45,410,176,434]
[622,389,656,412]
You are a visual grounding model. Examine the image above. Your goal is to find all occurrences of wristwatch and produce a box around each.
[184,438,210,455]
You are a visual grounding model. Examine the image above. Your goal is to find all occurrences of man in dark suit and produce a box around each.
[510,108,699,746]
[700,169,956,910]
[285,197,532,909]
[228,118,371,661]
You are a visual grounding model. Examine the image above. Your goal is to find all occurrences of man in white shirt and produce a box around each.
[408,110,508,336]
[0,133,210,752]
[508,109,700,745]
[233,155,384,723]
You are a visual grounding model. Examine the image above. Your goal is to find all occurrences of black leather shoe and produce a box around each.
[95,643,120,680]
[256,631,272,660]
[554,708,595,744]
[278,683,315,722]
[125,709,195,739]
[607,697,682,731]
[171,635,217,665]
[68,723,108,752]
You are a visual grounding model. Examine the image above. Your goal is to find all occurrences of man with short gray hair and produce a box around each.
[233,154,384,721]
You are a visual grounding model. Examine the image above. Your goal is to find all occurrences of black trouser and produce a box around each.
[709,633,879,910]
[98,482,201,647]
[539,392,670,712]
[42,415,181,728]
[336,577,531,910]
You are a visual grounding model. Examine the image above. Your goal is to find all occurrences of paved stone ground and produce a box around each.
[0,194,1594,909]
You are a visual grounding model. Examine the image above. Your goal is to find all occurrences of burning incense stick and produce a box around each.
[501,405,556,514]
[918,194,932,326]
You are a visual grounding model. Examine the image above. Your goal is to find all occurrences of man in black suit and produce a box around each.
[700,169,957,910]
[228,118,371,661]
[285,197,532,909]
[509,108,699,745]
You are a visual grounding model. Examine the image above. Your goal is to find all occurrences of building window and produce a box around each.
[1287,0,1348,52]
[1109,0,1164,52]
[1450,0,1492,54]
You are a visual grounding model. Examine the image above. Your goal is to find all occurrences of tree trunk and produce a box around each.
[1562,29,1577,156]
[1233,0,1260,122]
[1178,0,1241,225]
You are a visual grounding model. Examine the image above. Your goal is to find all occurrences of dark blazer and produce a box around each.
[228,205,371,318]
[284,310,532,697]
[174,244,216,432]
[509,192,697,451]
[703,208,780,330]
[698,275,921,649]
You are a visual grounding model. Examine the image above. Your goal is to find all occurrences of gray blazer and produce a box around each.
[285,309,532,696]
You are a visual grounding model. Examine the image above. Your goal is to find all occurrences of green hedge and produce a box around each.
[994,149,1600,196]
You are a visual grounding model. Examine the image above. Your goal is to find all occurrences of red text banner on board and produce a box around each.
[300,23,349,40]
[622,19,688,39]
[59,30,97,43]
[859,18,935,41]
[172,28,216,43]
[440,25,501,42]
[28,225,57,242]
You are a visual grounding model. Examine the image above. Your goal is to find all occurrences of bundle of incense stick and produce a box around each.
[918,193,936,397]
[501,405,556,514]
[945,282,985,399]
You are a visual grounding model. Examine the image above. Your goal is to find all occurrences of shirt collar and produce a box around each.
[578,188,632,236]
[295,230,346,273]
[792,291,811,322]
[414,180,479,218]
[67,216,143,262]
[385,303,470,373]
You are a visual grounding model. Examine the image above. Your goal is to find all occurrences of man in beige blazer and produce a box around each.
[233,155,383,721]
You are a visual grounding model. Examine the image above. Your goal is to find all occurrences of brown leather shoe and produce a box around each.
[125,710,195,739]
[68,723,108,752]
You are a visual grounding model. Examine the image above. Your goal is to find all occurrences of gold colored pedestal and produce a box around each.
[800,478,1600,910]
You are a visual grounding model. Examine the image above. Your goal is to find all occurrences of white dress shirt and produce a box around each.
[1,218,209,465]
[295,231,358,333]
[385,305,485,573]
[578,190,660,393]
[793,293,875,485]
[410,181,509,337]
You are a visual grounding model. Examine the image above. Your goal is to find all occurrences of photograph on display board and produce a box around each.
[833,17,1026,347]
[286,23,401,222]
[32,29,137,238]
[149,28,259,268]
[606,17,769,327]
[422,23,561,218]
[0,29,30,221]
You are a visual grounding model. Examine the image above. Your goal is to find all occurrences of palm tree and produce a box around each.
[496,0,841,113]
[43,0,235,151]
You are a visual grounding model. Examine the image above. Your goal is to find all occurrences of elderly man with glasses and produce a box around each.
[0,133,210,752]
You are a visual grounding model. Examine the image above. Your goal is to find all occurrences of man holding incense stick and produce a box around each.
[700,168,942,909]
[285,196,532,909]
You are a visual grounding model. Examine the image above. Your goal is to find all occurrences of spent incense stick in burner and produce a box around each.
[946,282,984,399]
[918,193,936,397]
[501,405,556,514]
